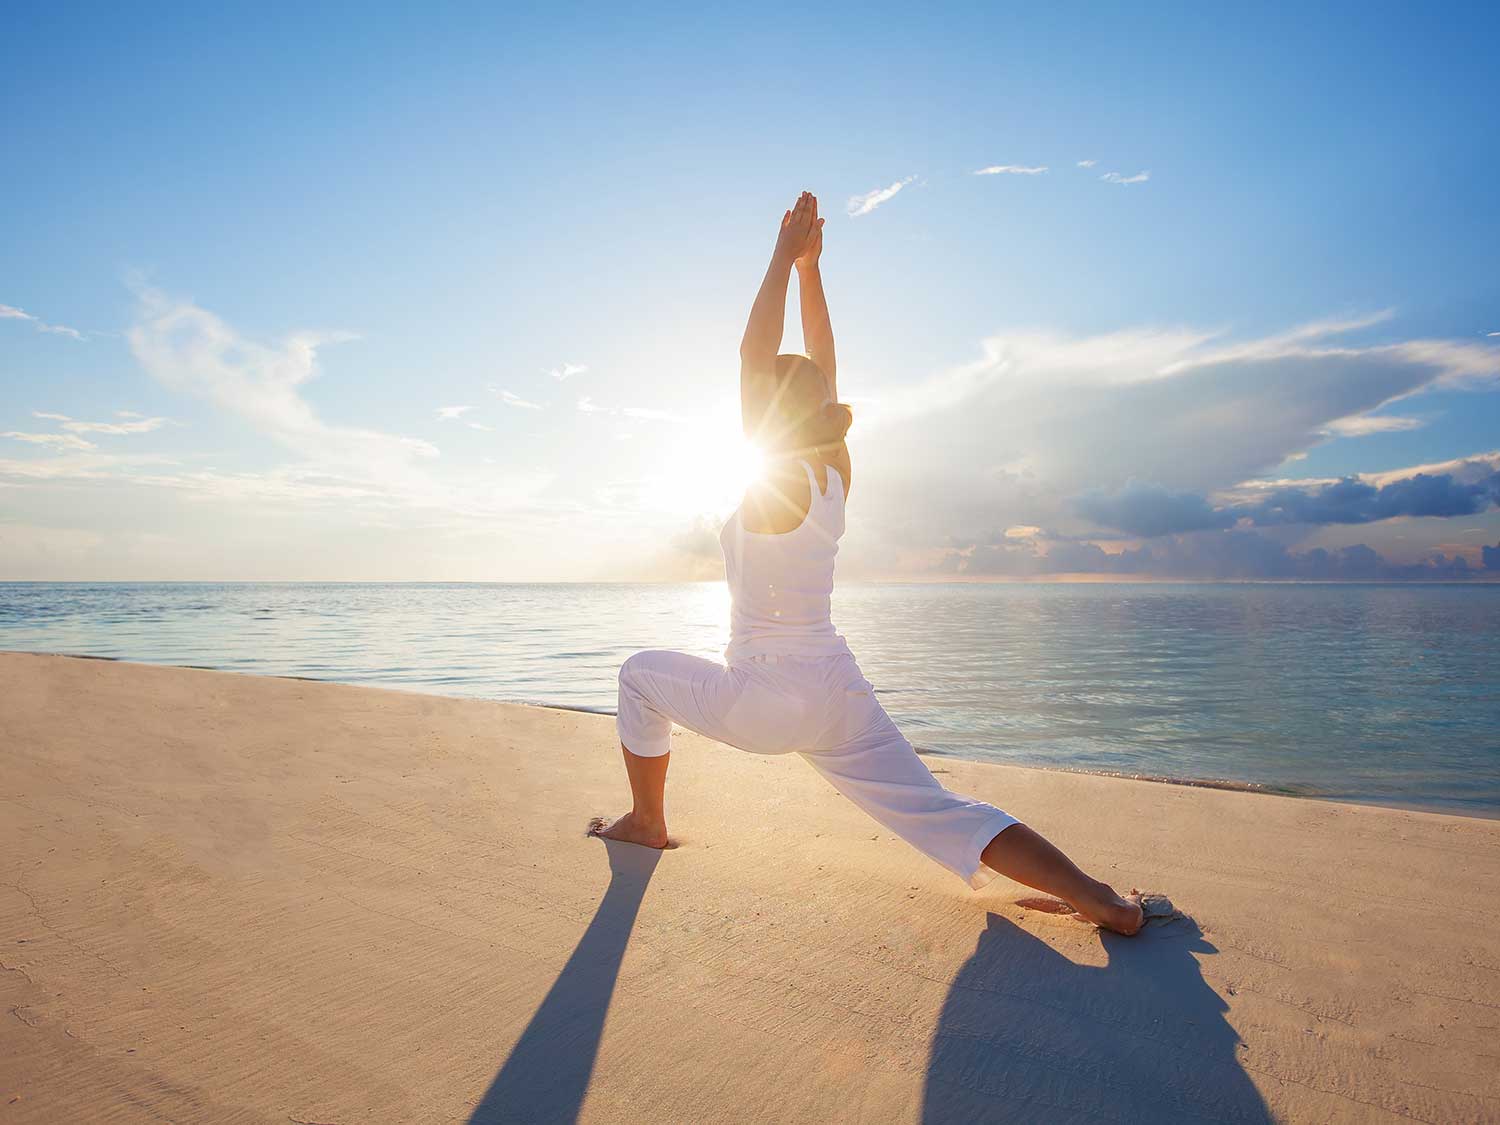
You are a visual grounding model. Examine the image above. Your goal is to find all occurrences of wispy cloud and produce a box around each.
[435,405,472,421]
[973,164,1048,176]
[128,287,440,474]
[1489,331,1500,337]
[847,176,916,217]
[2,431,98,452]
[573,396,682,422]
[31,411,169,435]
[0,302,85,340]
[466,421,494,431]
[1322,413,1426,437]
[546,362,587,380]
[1076,159,1097,168]
[494,389,541,410]
[1101,170,1151,185]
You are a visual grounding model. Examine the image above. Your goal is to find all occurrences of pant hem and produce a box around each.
[962,811,1021,890]
[616,727,670,758]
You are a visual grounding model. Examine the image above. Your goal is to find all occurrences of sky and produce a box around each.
[3,1,1499,582]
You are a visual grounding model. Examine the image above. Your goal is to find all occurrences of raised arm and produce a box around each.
[795,213,835,400]
[740,192,819,437]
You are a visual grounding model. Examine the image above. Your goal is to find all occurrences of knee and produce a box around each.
[618,650,660,694]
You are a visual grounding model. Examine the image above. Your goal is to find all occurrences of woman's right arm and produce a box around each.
[740,192,818,436]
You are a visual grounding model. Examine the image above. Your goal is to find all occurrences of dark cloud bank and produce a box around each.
[1077,469,1500,538]
[946,466,1500,580]
[949,531,1493,581]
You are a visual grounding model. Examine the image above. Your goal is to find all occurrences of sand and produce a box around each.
[2,652,1498,1123]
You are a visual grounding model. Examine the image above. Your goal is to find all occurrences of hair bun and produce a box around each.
[822,402,854,441]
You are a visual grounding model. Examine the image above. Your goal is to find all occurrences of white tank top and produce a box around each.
[721,459,852,664]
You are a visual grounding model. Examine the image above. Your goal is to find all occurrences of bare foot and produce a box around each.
[1017,884,1145,936]
[1061,883,1143,936]
[587,811,668,849]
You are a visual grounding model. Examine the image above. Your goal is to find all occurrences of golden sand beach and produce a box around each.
[2,652,1498,1123]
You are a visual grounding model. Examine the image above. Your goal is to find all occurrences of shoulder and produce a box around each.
[828,443,852,498]
[742,461,812,534]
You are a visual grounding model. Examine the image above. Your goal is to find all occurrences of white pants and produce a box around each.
[616,649,1019,889]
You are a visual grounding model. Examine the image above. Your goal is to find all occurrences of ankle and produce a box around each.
[1081,878,1121,910]
[631,809,666,830]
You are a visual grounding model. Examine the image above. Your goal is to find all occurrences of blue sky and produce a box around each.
[3,1,1498,580]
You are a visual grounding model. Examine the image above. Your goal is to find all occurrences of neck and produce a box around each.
[767,441,830,463]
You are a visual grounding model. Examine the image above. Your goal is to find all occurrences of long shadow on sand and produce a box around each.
[922,912,1272,1123]
[469,840,660,1125]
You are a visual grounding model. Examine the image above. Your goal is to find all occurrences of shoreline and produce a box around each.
[8,647,1494,822]
[4,576,1500,586]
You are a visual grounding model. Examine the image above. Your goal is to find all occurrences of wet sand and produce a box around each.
[2,652,1497,1123]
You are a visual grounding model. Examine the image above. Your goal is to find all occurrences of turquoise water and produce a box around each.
[3,581,1497,816]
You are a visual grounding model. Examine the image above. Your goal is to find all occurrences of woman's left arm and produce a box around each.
[795,219,836,400]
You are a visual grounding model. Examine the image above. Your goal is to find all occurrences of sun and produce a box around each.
[647,426,766,518]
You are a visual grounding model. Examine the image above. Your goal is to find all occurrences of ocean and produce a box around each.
[2,581,1497,817]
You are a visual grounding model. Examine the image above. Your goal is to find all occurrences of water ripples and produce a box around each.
[2,581,1497,815]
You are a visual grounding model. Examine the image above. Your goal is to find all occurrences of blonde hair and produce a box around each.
[765,354,852,449]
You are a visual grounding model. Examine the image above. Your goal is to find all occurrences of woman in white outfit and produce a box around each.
[593,191,1144,936]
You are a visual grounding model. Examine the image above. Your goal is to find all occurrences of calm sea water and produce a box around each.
[3,582,1497,816]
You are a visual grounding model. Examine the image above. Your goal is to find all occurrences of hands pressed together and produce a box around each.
[775,190,824,272]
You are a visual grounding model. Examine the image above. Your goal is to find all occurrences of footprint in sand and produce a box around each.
[1015,892,1183,928]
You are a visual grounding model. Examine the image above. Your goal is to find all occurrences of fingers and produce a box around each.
[789,191,817,234]
[780,192,820,248]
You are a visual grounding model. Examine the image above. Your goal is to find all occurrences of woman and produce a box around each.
[592,191,1145,936]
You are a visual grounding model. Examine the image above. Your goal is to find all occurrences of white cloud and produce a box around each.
[435,405,472,421]
[0,450,180,481]
[129,287,438,470]
[546,362,587,380]
[973,165,1048,176]
[37,323,84,339]
[0,302,85,339]
[1321,413,1426,437]
[495,389,541,410]
[466,421,494,431]
[117,410,146,419]
[1101,170,1151,185]
[847,176,916,217]
[1489,331,1500,337]
[2,431,98,452]
[1076,159,1097,168]
[32,411,169,435]
[848,315,1500,557]
[571,396,680,422]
